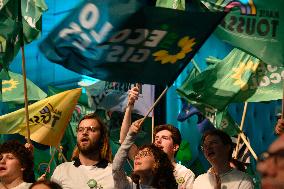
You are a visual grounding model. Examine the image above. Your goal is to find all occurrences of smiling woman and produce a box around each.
[0,140,35,189]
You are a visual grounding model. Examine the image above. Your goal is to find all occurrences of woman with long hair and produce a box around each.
[113,119,177,189]
[0,140,35,189]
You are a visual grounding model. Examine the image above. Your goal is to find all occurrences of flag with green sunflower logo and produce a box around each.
[177,48,284,110]
[39,0,225,86]
[2,71,47,103]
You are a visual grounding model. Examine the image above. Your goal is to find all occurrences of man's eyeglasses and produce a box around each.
[76,126,99,133]
[259,150,284,165]
[201,140,219,151]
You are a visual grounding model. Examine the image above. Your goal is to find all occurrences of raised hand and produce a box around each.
[130,118,143,134]
[127,86,140,106]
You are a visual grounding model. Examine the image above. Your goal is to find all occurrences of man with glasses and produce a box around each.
[193,130,254,189]
[257,134,284,189]
[51,113,114,189]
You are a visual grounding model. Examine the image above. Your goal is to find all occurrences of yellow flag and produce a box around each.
[0,88,82,146]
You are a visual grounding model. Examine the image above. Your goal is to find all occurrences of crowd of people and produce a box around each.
[0,87,284,189]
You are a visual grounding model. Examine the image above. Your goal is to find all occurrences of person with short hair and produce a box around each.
[193,130,254,189]
[51,113,114,189]
[0,140,35,189]
[29,180,62,189]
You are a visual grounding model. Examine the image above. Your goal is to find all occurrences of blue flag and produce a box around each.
[39,0,225,86]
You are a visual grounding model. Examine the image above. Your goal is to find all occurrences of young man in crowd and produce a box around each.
[193,130,254,189]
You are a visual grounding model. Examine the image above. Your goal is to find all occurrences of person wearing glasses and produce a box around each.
[51,113,114,189]
[193,130,254,189]
[113,119,178,189]
[257,134,284,189]
[119,86,195,189]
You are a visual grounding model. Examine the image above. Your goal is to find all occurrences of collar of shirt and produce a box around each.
[73,157,109,168]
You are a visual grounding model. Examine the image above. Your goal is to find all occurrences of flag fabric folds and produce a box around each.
[0,0,47,78]
[0,88,81,146]
[178,48,284,111]
[156,0,185,10]
[39,0,225,86]
[201,0,284,66]
[2,71,47,103]
[86,81,155,117]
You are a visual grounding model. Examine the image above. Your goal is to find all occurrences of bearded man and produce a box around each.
[51,113,114,189]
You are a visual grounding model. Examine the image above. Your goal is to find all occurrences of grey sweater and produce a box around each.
[112,129,156,189]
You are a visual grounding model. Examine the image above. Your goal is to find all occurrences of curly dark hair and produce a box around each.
[0,140,35,183]
[29,180,62,189]
[131,144,177,189]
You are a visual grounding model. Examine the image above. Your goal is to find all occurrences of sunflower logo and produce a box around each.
[153,36,196,64]
[231,60,259,90]
[2,79,19,93]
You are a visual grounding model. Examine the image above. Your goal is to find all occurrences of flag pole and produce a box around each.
[152,111,155,143]
[192,59,201,73]
[44,147,56,176]
[281,80,284,120]
[239,132,258,160]
[18,0,31,144]
[139,86,169,126]
[56,146,68,162]
[234,102,248,158]
[21,46,31,144]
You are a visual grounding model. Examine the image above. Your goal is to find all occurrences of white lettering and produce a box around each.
[126,29,149,45]
[109,29,131,43]
[120,47,135,62]
[59,22,81,39]
[80,4,99,29]
[259,76,270,87]
[267,65,278,72]
[90,22,113,43]
[129,49,150,62]
[107,46,124,62]
[144,30,167,47]
[270,73,281,84]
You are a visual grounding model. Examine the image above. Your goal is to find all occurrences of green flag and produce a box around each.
[39,0,225,86]
[177,48,284,111]
[0,13,21,79]
[200,0,284,66]
[21,0,48,43]
[2,71,47,103]
[156,0,185,10]
[0,0,48,78]
[186,100,240,136]
[48,85,89,107]
[178,66,240,136]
